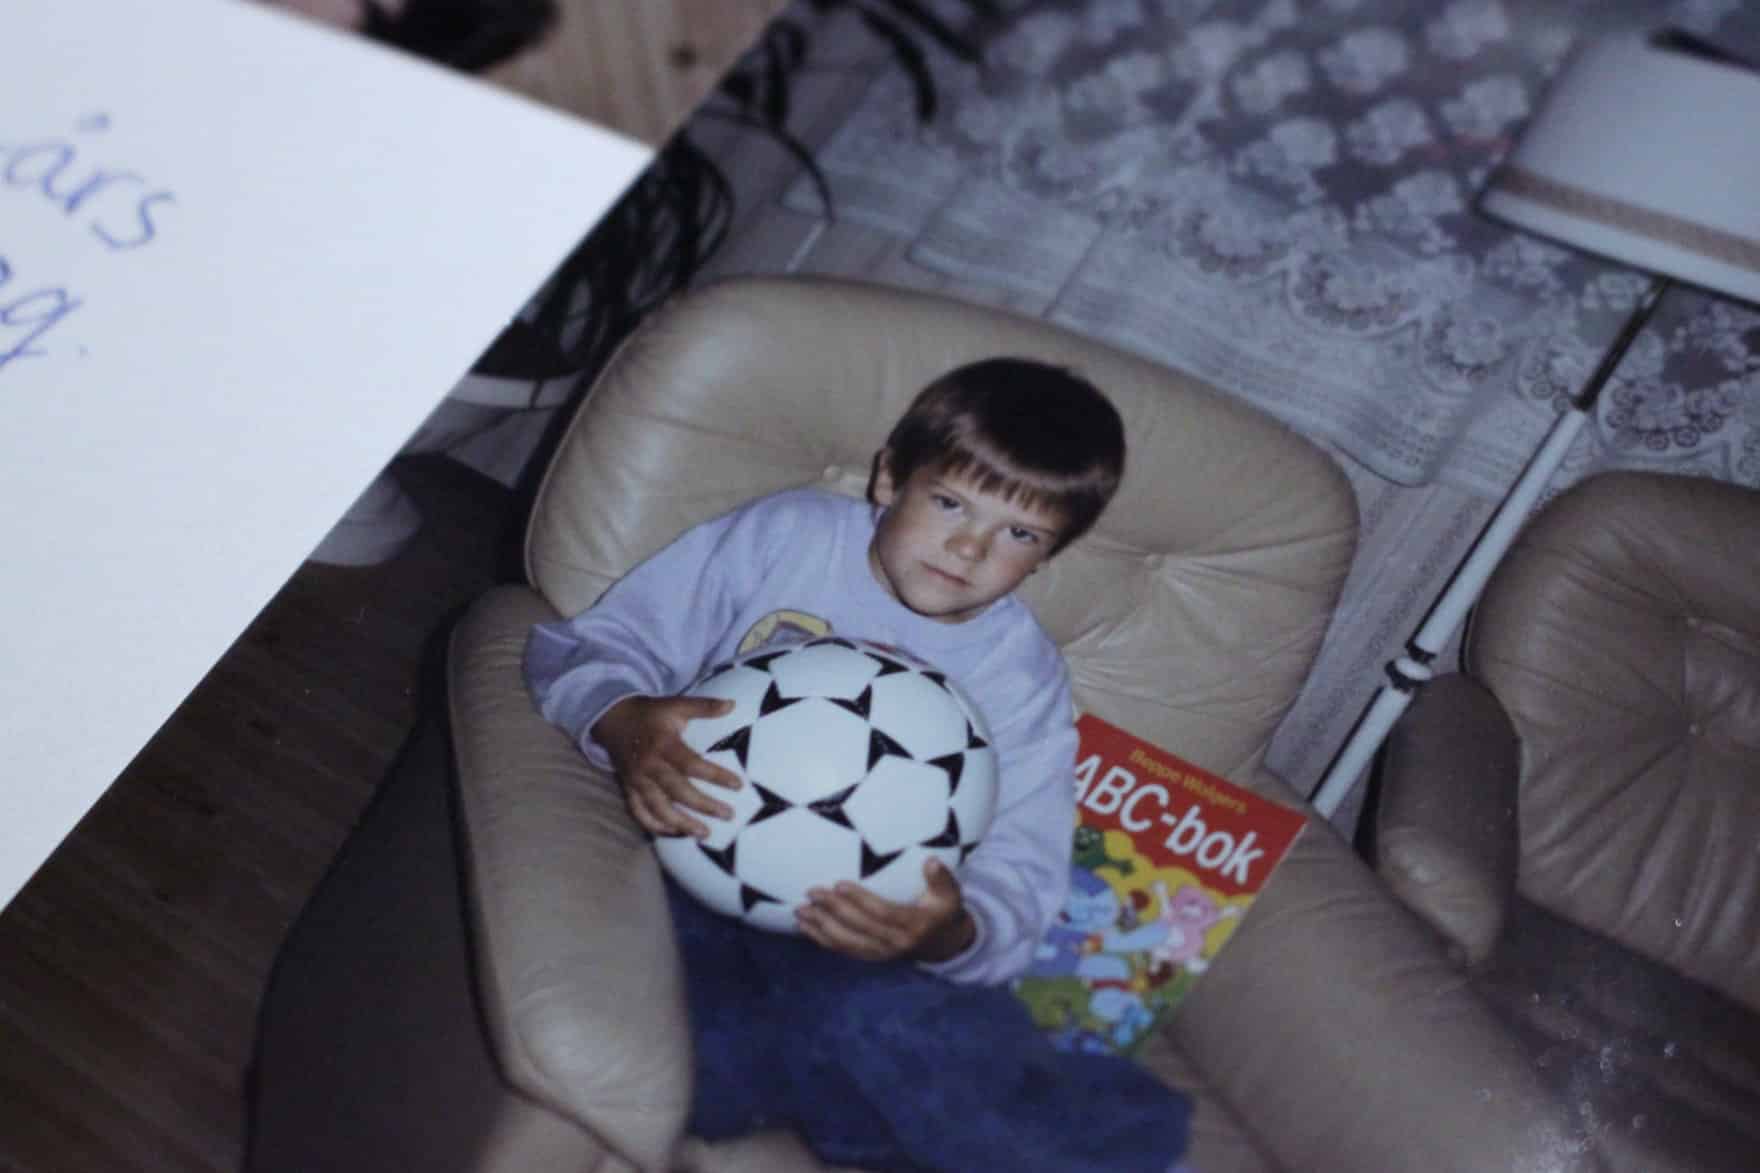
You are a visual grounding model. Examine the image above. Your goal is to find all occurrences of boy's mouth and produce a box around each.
[923,564,969,587]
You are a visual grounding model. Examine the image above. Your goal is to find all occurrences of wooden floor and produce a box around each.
[485,0,787,145]
[0,5,783,1171]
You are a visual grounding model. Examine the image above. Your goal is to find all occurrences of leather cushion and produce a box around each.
[525,275,1358,780]
[1469,471,1760,1012]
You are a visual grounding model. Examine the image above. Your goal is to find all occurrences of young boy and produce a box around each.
[525,358,1191,1172]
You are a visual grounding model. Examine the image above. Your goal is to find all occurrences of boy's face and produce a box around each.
[868,458,1067,624]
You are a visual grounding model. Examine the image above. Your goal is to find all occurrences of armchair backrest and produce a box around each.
[526,276,1357,781]
[1468,470,1760,1012]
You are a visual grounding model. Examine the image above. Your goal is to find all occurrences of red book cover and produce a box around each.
[1012,714,1307,1057]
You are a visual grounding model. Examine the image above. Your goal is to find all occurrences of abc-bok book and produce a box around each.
[1012,713,1306,1057]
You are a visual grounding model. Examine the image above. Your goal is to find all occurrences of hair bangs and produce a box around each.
[938,446,1073,518]
[880,357,1126,554]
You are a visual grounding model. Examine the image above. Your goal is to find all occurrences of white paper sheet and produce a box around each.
[0,0,652,909]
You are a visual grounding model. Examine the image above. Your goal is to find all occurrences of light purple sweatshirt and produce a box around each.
[524,487,1077,986]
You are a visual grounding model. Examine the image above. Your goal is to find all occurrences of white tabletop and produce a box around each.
[0,0,652,911]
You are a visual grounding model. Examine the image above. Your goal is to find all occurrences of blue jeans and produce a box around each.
[665,879,1190,1172]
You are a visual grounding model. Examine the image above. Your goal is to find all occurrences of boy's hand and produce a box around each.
[591,695,743,839]
[796,858,977,963]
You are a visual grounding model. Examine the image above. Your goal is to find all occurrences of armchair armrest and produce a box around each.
[1373,673,1521,965]
[1157,768,1595,1173]
[447,585,693,1172]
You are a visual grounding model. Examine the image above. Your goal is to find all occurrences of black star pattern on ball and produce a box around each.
[806,783,858,829]
[828,685,874,720]
[697,841,784,913]
[739,883,782,913]
[706,724,753,769]
[860,840,905,879]
[700,839,737,876]
[741,649,791,674]
[745,781,792,826]
[928,751,966,794]
[678,637,993,921]
[866,726,911,770]
[922,810,963,849]
[758,681,802,718]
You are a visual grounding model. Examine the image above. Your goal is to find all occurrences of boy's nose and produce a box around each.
[945,528,985,561]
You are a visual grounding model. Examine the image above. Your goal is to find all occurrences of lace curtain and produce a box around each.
[785,0,1760,499]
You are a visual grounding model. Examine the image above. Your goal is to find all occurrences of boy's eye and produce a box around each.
[1008,526,1042,545]
[930,493,961,511]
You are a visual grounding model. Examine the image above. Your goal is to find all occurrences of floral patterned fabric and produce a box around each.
[784,0,1760,498]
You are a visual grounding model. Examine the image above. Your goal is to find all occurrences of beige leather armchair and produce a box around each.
[1370,470,1760,1172]
[250,276,1588,1172]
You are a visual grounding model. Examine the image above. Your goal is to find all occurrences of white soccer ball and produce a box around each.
[654,636,999,934]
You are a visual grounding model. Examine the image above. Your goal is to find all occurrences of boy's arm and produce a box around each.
[917,660,1078,986]
[523,501,774,766]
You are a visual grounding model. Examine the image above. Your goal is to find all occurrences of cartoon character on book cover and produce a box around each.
[1013,715,1305,1057]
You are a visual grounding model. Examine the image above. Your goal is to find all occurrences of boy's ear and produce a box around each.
[868,449,898,506]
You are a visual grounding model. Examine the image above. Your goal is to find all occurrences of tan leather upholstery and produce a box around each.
[527,276,1356,779]
[1374,470,1760,1171]
[1473,472,1760,1011]
[252,276,1590,1173]
[449,585,694,1171]
[501,277,1586,1172]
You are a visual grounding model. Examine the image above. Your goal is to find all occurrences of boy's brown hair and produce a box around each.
[880,357,1126,554]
